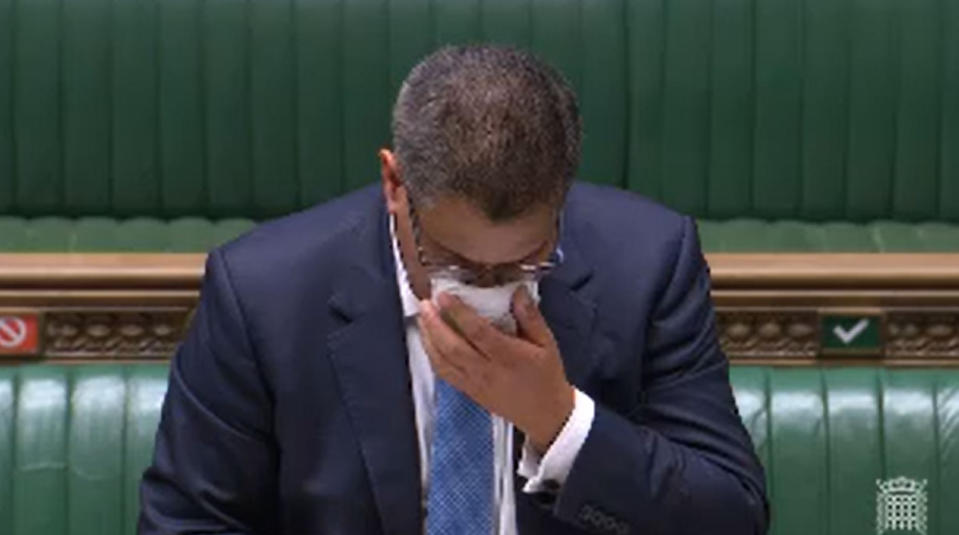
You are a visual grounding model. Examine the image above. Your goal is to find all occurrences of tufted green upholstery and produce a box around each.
[1,217,957,253]
[699,220,959,252]
[735,367,959,535]
[0,364,957,534]
[0,216,256,252]
[1,0,958,252]
[0,365,168,535]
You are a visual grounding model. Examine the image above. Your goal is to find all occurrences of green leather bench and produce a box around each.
[1,364,957,534]
[2,217,959,253]
[1,0,957,252]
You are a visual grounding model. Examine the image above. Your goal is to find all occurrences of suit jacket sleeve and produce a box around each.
[552,216,769,535]
[139,248,276,534]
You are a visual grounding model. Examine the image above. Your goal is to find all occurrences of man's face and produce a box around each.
[380,150,559,297]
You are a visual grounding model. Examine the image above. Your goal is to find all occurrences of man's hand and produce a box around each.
[418,286,575,454]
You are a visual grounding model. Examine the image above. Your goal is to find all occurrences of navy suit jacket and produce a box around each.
[139,182,768,535]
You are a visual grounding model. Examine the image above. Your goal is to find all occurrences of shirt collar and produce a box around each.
[390,215,421,319]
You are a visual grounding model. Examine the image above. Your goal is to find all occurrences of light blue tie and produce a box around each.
[426,378,494,535]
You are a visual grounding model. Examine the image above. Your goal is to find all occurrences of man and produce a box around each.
[140,46,768,534]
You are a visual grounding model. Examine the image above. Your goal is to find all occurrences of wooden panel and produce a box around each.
[708,254,959,289]
[0,254,204,289]
[0,253,957,365]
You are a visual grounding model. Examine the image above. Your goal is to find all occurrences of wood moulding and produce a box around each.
[0,254,201,362]
[1,253,958,365]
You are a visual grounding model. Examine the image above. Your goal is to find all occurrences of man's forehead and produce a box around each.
[417,196,556,265]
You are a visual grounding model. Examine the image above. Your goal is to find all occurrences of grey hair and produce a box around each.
[391,45,582,221]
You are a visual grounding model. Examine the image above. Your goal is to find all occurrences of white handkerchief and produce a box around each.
[430,276,540,334]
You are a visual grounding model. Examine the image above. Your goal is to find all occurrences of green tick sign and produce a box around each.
[821,314,883,354]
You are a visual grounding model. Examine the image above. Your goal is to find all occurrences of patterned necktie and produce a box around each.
[426,378,494,535]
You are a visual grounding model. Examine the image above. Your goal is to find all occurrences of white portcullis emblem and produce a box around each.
[876,477,928,535]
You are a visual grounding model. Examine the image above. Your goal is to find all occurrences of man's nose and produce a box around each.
[469,268,512,288]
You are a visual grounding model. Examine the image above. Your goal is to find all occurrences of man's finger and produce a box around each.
[513,286,554,347]
[436,293,516,359]
[418,315,471,387]
[419,300,491,368]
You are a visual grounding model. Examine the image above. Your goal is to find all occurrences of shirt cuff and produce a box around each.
[517,388,596,494]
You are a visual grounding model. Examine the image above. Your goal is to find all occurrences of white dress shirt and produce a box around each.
[389,220,596,534]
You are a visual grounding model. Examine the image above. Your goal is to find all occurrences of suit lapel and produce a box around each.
[326,209,423,535]
[539,227,597,391]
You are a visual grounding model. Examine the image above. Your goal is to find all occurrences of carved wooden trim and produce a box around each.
[44,309,192,359]
[717,309,819,359]
[0,307,192,361]
[716,307,959,364]
[886,311,959,359]
[1,253,958,365]
[0,255,201,361]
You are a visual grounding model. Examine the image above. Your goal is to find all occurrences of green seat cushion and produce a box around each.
[0,217,255,252]
[697,219,959,252]
[0,217,956,253]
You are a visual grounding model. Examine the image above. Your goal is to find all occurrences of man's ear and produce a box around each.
[379,149,404,214]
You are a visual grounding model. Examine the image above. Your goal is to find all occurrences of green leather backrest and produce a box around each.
[1,0,957,222]
[0,363,958,534]
[733,367,959,535]
[0,365,167,535]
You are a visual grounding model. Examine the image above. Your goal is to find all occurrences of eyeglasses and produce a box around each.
[407,196,564,286]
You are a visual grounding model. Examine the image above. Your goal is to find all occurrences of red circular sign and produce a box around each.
[0,317,29,349]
